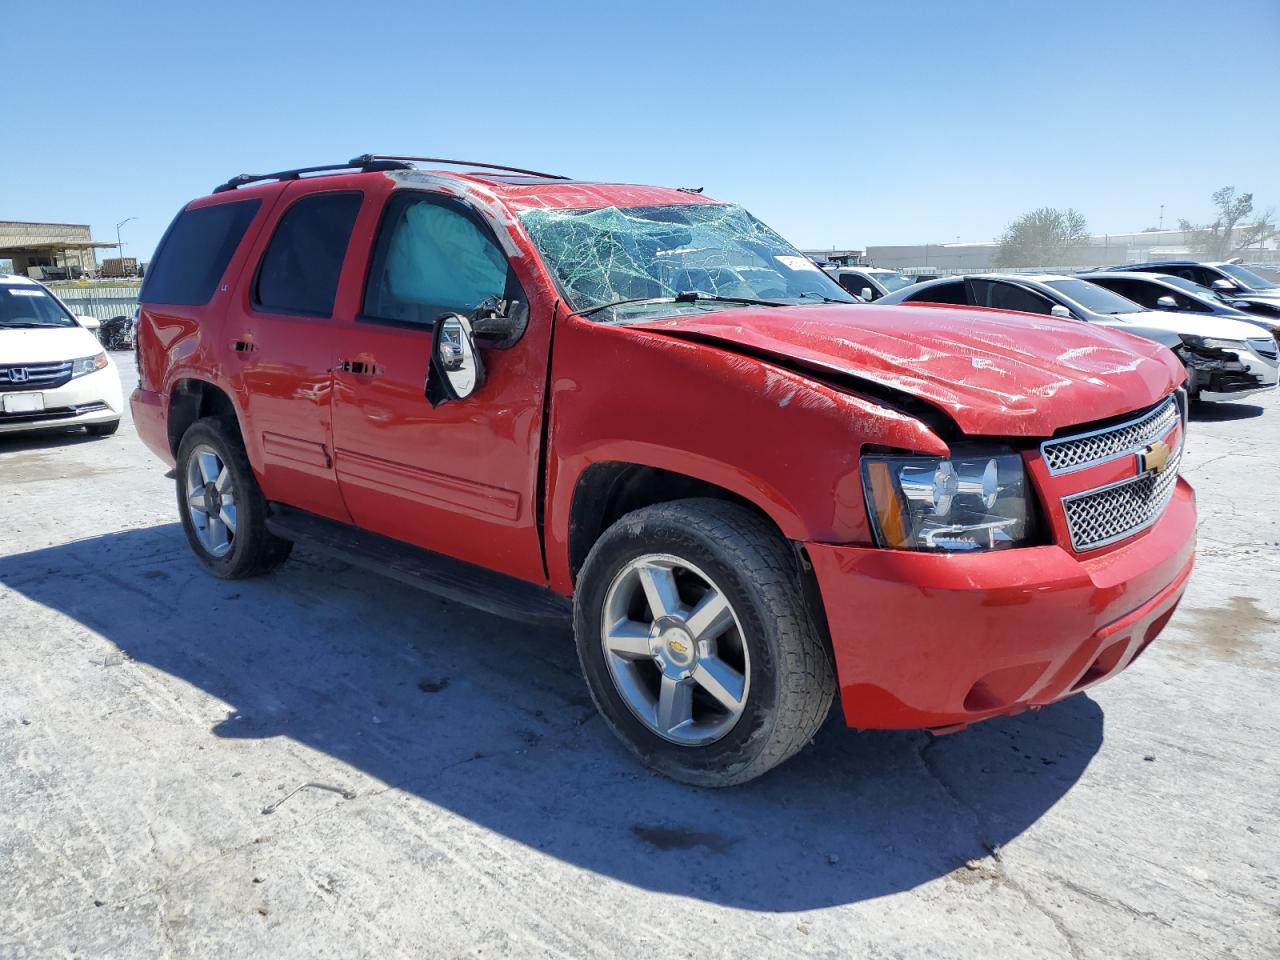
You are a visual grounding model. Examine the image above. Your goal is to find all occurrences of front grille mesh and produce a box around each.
[1248,337,1277,361]
[1042,398,1179,474]
[1062,444,1183,551]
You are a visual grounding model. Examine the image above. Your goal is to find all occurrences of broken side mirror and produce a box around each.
[1155,295,1179,310]
[428,313,485,406]
[471,297,529,349]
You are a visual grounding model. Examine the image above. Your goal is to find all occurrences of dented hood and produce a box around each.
[635,303,1185,436]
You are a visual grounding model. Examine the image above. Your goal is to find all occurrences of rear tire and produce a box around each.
[87,419,120,436]
[175,417,292,579]
[574,498,834,786]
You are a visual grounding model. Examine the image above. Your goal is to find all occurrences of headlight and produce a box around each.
[1178,334,1243,351]
[70,352,108,378]
[862,445,1032,551]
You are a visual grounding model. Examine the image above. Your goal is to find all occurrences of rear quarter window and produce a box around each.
[142,199,262,306]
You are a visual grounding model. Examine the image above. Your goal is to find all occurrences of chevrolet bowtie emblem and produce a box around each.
[1138,439,1172,475]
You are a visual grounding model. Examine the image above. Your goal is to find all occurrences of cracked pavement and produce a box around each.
[1,356,1277,958]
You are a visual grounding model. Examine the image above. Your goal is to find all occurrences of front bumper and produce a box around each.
[808,478,1196,730]
[0,365,123,435]
[1188,345,1278,402]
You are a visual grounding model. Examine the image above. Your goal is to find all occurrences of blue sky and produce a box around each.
[4,0,1277,262]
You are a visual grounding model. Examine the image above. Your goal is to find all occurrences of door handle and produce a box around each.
[231,338,257,353]
[334,358,377,376]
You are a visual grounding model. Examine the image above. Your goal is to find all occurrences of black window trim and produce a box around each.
[249,189,364,320]
[356,188,525,335]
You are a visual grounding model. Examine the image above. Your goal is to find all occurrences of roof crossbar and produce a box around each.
[213,154,571,194]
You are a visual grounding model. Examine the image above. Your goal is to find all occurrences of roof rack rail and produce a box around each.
[353,154,571,180]
[212,157,414,194]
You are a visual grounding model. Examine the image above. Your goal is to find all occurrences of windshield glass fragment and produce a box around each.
[518,203,855,323]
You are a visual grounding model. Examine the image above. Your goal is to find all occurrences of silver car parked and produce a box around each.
[879,273,1278,403]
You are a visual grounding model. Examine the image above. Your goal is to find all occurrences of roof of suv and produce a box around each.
[0,274,39,287]
[207,155,717,213]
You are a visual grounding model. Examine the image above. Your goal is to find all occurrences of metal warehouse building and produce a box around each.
[0,220,115,279]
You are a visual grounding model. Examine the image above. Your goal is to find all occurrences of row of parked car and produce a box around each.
[824,260,1280,403]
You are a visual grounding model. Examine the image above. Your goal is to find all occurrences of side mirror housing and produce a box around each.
[1155,295,1179,310]
[1049,304,1073,319]
[77,314,100,331]
[860,286,875,302]
[428,313,485,406]
[1211,278,1238,292]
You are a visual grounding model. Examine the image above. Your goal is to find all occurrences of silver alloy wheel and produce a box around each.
[600,554,751,746]
[184,443,238,558]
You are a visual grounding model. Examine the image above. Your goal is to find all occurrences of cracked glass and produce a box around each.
[518,203,855,323]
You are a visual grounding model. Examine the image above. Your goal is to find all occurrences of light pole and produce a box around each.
[115,217,137,267]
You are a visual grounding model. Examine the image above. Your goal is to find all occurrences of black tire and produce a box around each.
[175,417,292,579]
[87,419,120,436]
[574,498,835,787]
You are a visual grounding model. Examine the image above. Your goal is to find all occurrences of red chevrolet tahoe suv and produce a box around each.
[132,155,1196,785]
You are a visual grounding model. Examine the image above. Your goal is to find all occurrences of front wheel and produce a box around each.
[175,417,292,579]
[574,499,834,786]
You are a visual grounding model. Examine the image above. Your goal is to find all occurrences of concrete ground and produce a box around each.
[1,355,1277,959]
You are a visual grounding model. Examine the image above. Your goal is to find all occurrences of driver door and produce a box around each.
[329,190,551,585]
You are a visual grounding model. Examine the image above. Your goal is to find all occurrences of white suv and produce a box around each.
[0,275,124,437]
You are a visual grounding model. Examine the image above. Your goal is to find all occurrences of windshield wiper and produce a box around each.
[575,290,786,320]
[796,291,853,304]
[0,321,68,328]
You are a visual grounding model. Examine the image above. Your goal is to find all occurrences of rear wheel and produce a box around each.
[175,417,292,578]
[574,499,834,786]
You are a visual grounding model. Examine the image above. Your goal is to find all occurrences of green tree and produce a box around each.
[992,207,1089,268]
[1177,186,1276,259]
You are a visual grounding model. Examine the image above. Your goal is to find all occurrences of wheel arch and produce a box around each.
[564,458,822,583]
[167,378,240,456]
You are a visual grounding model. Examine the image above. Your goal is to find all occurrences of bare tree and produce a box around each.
[993,208,1089,268]
[1178,187,1277,258]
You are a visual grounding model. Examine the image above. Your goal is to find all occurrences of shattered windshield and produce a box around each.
[518,203,856,323]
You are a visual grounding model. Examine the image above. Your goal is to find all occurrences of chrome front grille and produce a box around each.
[1041,397,1179,475]
[0,360,73,391]
[1247,337,1277,361]
[1061,443,1183,551]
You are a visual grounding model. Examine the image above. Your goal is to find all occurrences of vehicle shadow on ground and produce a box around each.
[0,524,1104,912]
[0,426,106,451]
[1189,401,1264,422]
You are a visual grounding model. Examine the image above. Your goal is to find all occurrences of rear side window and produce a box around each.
[906,280,966,305]
[142,199,261,306]
[972,280,1052,315]
[255,192,362,317]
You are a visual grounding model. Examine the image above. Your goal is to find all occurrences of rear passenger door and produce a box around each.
[225,185,363,522]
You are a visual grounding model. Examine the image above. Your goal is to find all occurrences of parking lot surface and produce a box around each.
[2,355,1277,959]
